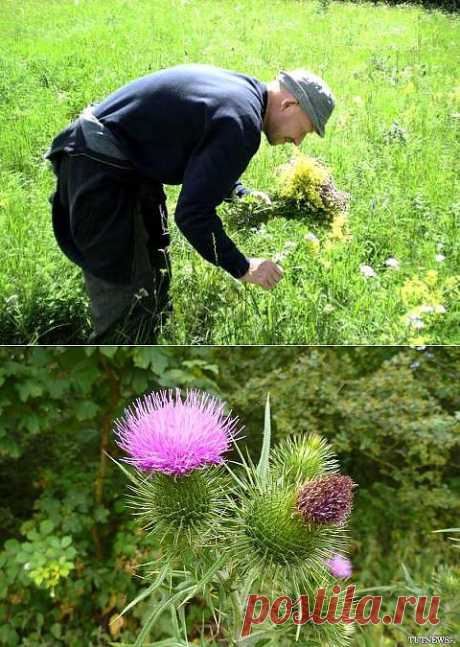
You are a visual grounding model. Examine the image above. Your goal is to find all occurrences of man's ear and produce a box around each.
[281,98,299,112]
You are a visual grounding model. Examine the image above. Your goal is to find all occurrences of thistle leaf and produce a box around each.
[112,562,170,622]
[133,554,226,646]
[432,528,460,533]
[257,394,271,482]
[105,451,141,486]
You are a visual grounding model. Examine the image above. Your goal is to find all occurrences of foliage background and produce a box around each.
[0,346,459,645]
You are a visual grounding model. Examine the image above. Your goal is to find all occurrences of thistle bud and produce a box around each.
[271,434,339,485]
[297,475,355,525]
[227,477,349,593]
[127,467,230,558]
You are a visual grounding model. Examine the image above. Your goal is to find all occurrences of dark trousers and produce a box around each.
[50,153,171,343]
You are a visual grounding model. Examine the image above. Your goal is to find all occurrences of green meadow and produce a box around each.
[0,0,459,344]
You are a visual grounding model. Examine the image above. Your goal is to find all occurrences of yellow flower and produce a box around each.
[402,82,416,95]
[400,271,456,330]
[400,277,429,305]
[276,151,348,224]
[330,213,349,241]
[304,232,320,254]
[409,336,428,347]
[277,152,329,210]
[323,239,334,254]
[445,276,460,290]
[449,86,460,103]
[425,270,438,286]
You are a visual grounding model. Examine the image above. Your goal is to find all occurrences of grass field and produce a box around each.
[0,0,459,344]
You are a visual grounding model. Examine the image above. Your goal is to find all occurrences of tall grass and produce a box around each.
[0,0,458,343]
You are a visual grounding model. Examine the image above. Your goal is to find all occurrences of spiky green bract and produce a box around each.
[271,433,339,486]
[223,472,349,600]
[274,616,355,647]
[125,465,231,562]
[260,575,356,647]
[322,622,354,647]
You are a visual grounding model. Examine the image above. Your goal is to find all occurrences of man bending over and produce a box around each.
[45,64,335,342]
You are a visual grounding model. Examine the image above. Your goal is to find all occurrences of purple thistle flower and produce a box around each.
[297,474,355,525]
[114,389,240,476]
[324,554,352,579]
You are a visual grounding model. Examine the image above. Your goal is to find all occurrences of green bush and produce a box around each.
[228,348,460,536]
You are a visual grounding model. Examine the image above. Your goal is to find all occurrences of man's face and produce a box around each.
[265,99,316,146]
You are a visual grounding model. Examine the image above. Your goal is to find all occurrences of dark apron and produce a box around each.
[48,117,171,343]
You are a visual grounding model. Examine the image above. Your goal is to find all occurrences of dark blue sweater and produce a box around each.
[46,64,268,278]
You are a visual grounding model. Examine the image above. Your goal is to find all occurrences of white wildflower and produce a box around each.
[284,240,297,253]
[360,264,377,278]
[418,304,446,315]
[385,257,400,270]
[435,254,446,263]
[407,315,425,329]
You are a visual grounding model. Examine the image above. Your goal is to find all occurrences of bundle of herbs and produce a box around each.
[224,152,349,231]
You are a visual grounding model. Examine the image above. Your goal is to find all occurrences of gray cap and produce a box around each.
[278,69,335,137]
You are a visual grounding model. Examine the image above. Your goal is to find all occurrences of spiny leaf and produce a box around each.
[257,394,271,482]
[105,451,142,486]
[111,562,170,623]
[133,554,226,646]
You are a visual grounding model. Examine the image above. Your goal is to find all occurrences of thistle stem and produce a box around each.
[216,570,243,644]
[231,589,243,644]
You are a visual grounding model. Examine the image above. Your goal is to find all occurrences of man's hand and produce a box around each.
[240,258,283,290]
